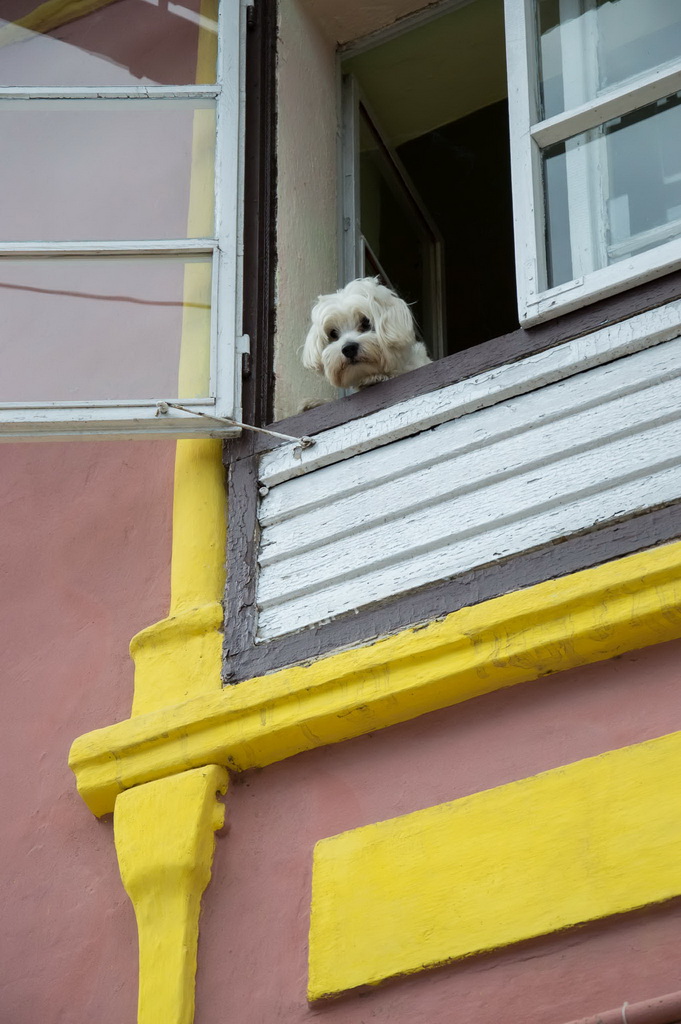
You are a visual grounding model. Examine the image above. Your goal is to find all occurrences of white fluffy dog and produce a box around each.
[302,277,431,389]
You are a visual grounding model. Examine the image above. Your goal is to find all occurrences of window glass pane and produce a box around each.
[543,92,681,287]
[358,108,437,345]
[0,257,212,401]
[0,99,215,241]
[538,0,681,120]
[0,0,217,86]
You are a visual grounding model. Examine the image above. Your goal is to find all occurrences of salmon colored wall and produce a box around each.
[0,440,175,1024]
[196,638,681,1024]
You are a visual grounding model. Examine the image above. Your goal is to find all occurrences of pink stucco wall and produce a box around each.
[0,440,175,1024]
[197,638,681,1024]
[3,429,679,1024]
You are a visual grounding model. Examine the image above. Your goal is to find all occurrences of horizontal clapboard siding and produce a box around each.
[259,298,681,488]
[255,335,681,640]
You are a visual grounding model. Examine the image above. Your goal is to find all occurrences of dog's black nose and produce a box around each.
[342,341,359,360]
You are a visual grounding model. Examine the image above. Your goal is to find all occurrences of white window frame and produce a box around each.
[0,0,249,440]
[506,0,681,325]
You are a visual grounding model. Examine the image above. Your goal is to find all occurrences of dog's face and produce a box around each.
[302,278,417,389]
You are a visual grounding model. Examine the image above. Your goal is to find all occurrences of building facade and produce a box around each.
[2,1,681,1023]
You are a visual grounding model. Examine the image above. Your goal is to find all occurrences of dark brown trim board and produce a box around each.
[240,0,278,428]
[223,483,681,682]
[225,268,681,463]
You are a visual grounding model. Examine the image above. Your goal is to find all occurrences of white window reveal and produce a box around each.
[508,0,681,323]
[0,0,248,439]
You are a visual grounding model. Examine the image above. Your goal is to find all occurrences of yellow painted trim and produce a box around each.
[130,0,224,718]
[309,729,681,999]
[130,440,226,716]
[114,765,228,1024]
[117,12,225,1024]
[71,539,681,815]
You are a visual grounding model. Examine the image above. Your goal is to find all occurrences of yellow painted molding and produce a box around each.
[129,602,224,716]
[130,0,222,719]
[112,15,223,1024]
[71,539,681,815]
[308,729,681,999]
[114,765,228,1024]
[129,438,226,717]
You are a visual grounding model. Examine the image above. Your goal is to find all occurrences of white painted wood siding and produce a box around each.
[260,298,681,486]
[255,331,681,641]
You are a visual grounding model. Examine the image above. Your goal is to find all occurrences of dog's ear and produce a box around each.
[302,323,325,375]
[370,287,416,348]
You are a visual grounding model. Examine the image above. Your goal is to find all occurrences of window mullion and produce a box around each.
[505,0,546,313]
[212,0,248,420]
[0,240,217,257]
[531,60,681,149]
[0,86,220,100]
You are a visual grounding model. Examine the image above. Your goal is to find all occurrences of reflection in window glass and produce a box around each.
[0,99,215,241]
[359,107,438,348]
[544,92,681,287]
[0,0,217,86]
[537,0,681,120]
[0,257,212,401]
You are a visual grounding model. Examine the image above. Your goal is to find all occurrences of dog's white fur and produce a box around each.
[302,277,430,389]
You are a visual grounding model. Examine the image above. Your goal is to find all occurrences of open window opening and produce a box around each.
[342,0,519,358]
[341,0,681,349]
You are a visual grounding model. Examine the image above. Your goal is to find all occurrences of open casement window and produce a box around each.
[0,0,248,440]
[340,0,520,358]
[508,0,681,324]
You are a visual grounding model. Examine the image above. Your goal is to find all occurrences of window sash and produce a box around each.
[0,0,248,439]
[506,0,681,325]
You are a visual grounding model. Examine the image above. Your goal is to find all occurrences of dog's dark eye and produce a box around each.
[328,328,339,342]
[358,316,372,333]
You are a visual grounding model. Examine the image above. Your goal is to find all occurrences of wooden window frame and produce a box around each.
[507,0,681,325]
[0,0,250,441]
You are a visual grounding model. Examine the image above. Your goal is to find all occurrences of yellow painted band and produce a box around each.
[71,538,681,815]
[129,436,226,716]
[115,11,224,1024]
[308,728,681,999]
[130,0,224,718]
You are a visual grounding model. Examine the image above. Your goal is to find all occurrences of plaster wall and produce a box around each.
[0,440,175,1024]
[196,638,681,1024]
[273,0,339,420]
